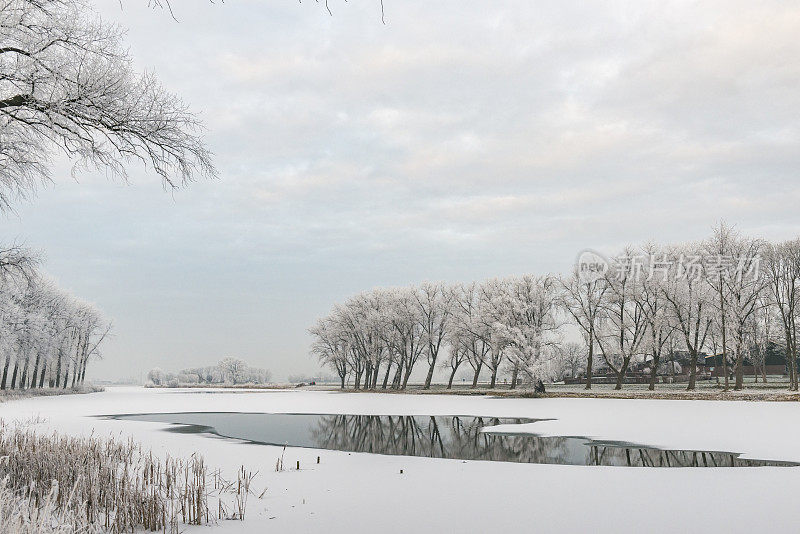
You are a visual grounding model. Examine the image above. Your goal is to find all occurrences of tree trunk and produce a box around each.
[718,278,729,391]
[790,318,798,391]
[510,364,519,389]
[424,361,436,390]
[80,357,88,384]
[613,357,632,391]
[734,340,744,390]
[10,359,19,390]
[19,353,31,390]
[39,362,47,388]
[381,362,392,389]
[471,362,482,388]
[614,371,623,390]
[648,353,660,391]
[402,364,413,389]
[1,353,11,390]
[29,352,41,389]
[447,364,459,389]
[786,330,795,390]
[372,365,380,388]
[686,350,698,391]
[585,324,594,390]
[391,361,403,389]
[489,366,498,389]
[354,370,362,390]
[55,351,62,388]
[363,362,372,390]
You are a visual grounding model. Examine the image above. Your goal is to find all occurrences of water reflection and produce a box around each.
[104,412,797,468]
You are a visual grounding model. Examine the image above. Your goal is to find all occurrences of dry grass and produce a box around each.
[0,386,105,403]
[0,423,256,533]
[325,379,800,402]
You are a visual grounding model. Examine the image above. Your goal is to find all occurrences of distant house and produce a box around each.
[707,342,793,377]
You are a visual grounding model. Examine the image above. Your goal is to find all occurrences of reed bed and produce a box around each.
[0,423,256,533]
[0,476,100,534]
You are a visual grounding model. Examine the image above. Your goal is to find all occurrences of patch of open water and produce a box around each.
[103,412,797,467]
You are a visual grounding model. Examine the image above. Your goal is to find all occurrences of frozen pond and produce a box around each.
[104,412,798,468]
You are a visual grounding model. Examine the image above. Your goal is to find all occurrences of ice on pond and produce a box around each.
[103,412,798,468]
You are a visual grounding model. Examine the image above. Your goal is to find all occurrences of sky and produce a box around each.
[3,0,800,381]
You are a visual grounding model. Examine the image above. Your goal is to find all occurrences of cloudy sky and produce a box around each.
[4,0,800,381]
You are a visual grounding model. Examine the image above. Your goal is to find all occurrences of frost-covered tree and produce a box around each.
[309,316,349,388]
[486,275,560,388]
[560,272,609,390]
[763,240,800,390]
[146,368,164,386]
[0,0,215,210]
[0,246,109,390]
[708,230,766,390]
[217,357,248,385]
[660,243,714,391]
[593,249,648,390]
[452,282,491,388]
[638,243,676,390]
[415,282,454,389]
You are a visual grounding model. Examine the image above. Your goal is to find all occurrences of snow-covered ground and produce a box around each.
[2,386,799,533]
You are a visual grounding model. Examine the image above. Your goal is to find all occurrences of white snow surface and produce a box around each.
[1,386,799,533]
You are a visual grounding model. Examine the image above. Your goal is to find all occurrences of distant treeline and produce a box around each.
[147,357,272,386]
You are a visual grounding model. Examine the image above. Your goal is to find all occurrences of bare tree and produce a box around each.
[593,250,648,390]
[660,244,714,391]
[453,282,490,388]
[560,273,608,389]
[554,341,585,380]
[415,282,454,389]
[442,329,468,389]
[763,240,800,390]
[638,244,676,390]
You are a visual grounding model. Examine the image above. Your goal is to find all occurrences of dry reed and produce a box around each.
[0,423,256,533]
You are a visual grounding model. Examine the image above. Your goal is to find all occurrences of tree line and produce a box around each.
[0,245,110,391]
[310,224,800,392]
[147,357,272,387]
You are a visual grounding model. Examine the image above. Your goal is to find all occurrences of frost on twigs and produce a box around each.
[0,0,217,211]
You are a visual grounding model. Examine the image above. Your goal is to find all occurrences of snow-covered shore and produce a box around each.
[1,386,799,533]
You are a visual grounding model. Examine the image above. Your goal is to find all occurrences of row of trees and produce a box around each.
[147,357,272,387]
[311,224,800,392]
[310,276,559,390]
[0,245,110,391]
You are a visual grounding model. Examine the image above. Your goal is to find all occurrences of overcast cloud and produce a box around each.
[3,0,799,381]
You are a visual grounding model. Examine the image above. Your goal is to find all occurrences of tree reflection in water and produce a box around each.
[106,412,798,467]
[309,414,796,467]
